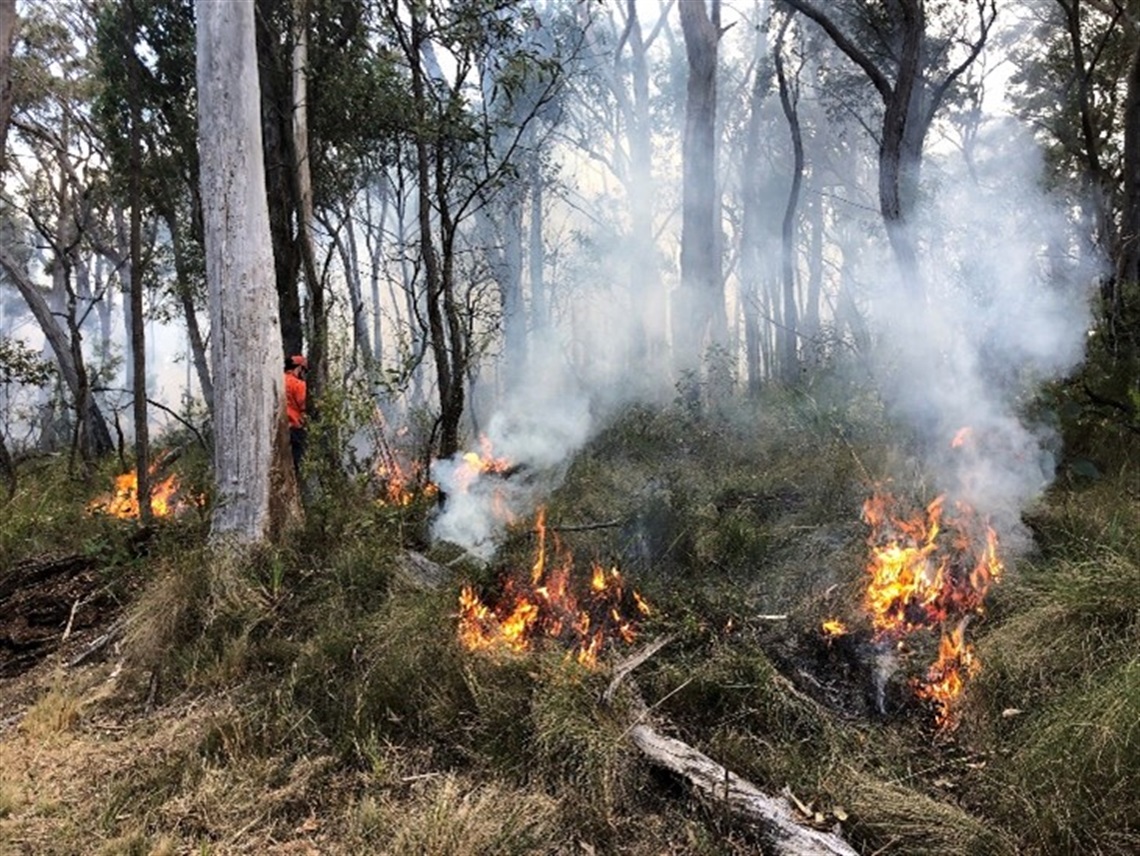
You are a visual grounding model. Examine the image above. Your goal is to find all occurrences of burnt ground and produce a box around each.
[0,553,122,687]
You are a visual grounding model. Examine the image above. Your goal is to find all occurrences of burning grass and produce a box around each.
[457,508,651,667]
[5,393,1140,854]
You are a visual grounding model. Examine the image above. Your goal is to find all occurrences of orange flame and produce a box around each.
[862,488,1003,730]
[821,619,849,638]
[950,426,973,449]
[375,458,438,506]
[88,468,189,519]
[457,508,650,667]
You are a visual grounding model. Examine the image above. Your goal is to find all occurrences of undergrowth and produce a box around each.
[1,389,1138,855]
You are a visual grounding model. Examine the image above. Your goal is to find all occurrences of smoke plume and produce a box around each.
[866,118,1098,545]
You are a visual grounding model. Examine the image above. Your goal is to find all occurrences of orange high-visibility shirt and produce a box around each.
[285,371,307,428]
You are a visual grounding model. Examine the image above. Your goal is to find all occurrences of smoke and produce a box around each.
[865,117,1099,546]
[429,337,595,560]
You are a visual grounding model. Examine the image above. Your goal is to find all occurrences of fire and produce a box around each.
[457,437,514,484]
[375,458,437,506]
[457,507,651,667]
[821,619,848,638]
[88,467,188,519]
[861,487,1003,730]
[950,426,973,449]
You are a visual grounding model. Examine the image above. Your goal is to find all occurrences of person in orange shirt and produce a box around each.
[284,354,308,475]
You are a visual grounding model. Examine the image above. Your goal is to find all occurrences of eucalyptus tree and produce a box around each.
[253,0,401,397]
[675,0,725,393]
[564,0,675,384]
[94,0,214,415]
[1006,1,1140,424]
[473,1,568,390]
[196,0,297,544]
[378,0,570,458]
[1009,2,1140,347]
[0,1,114,463]
[779,0,998,293]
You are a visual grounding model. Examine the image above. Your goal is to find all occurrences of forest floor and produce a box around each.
[0,398,1136,855]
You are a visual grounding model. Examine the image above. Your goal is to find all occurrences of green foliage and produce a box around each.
[0,336,55,387]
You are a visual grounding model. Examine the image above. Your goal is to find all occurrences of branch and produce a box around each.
[603,638,859,856]
[778,0,892,102]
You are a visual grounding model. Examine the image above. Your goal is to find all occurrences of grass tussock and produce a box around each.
[351,773,560,856]
[19,683,83,738]
[837,768,1016,855]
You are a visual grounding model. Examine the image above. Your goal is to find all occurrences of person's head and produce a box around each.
[286,354,308,375]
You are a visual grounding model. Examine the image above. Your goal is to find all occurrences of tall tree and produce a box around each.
[196,0,297,544]
[779,0,997,293]
[774,12,802,384]
[675,0,725,391]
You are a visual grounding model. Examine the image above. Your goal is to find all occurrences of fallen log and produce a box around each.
[393,550,449,591]
[606,639,858,856]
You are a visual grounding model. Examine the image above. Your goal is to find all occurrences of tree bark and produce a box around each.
[127,0,151,526]
[1113,20,1140,339]
[675,0,724,388]
[775,15,802,385]
[0,0,15,174]
[197,0,298,545]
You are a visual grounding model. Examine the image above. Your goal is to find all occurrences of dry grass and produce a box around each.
[350,773,560,856]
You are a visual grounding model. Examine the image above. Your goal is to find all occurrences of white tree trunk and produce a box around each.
[196,0,294,544]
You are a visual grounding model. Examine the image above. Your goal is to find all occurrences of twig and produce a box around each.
[550,518,625,533]
[61,597,80,641]
[66,618,125,668]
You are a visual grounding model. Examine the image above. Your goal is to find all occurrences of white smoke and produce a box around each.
[865,117,1099,545]
[429,337,595,560]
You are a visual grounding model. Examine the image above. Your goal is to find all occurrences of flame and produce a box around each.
[375,458,437,506]
[442,436,517,524]
[861,487,1003,730]
[950,426,973,449]
[821,619,848,638]
[460,437,513,480]
[914,618,981,731]
[457,508,650,667]
[88,467,189,519]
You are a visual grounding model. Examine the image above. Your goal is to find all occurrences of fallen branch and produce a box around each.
[67,618,125,668]
[393,550,449,591]
[605,639,858,856]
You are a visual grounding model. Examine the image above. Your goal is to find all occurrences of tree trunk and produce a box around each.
[622,0,666,377]
[1113,23,1140,340]
[775,15,802,385]
[527,145,548,332]
[0,248,113,458]
[255,0,304,357]
[739,19,771,397]
[0,0,15,174]
[127,0,151,526]
[675,0,723,388]
[408,9,464,458]
[292,0,325,395]
[197,0,298,545]
[162,207,214,413]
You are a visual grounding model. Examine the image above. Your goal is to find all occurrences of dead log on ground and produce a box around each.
[393,550,449,591]
[606,638,858,856]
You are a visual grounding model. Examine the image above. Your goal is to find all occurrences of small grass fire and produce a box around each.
[829,487,1004,731]
[458,507,651,667]
[87,465,193,520]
